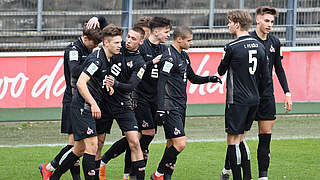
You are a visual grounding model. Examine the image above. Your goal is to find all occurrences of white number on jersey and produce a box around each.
[248,50,257,75]
[151,65,158,78]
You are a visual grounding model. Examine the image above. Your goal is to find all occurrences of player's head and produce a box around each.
[134,16,152,40]
[82,25,103,50]
[173,25,193,50]
[256,6,278,34]
[102,24,123,55]
[149,16,172,43]
[126,26,145,51]
[227,10,252,35]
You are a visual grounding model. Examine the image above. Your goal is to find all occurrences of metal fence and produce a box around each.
[0,0,319,51]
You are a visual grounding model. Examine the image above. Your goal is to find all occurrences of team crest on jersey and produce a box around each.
[88,170,95,176]
[142,120,149,128]
[270,45,275,52]
[87,127,93,135]
[174,127,181,135]
[127,61,133,68]
[69,50,78,61]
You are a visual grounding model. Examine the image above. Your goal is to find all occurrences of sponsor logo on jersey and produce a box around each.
[137,67,145,79]
[87,127,93,135]
[270,45,275,52]
[142,120,149,128]
[87,63,98,75]
[174,127,181,135]
[69,50,79,61]
[163,61,173,73]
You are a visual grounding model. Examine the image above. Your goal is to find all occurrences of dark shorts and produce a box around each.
[225,104,258,135]
[134,101,157,131]
[71,103,98,141]
[255,96,276,121]
[61,102,73,134]
[163,110,186,139]
[96,113,113,135]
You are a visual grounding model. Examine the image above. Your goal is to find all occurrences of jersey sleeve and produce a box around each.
[273,40,290,93]
[65,46,83,79]
[82,57,101,78]
[218,45,232,76]
[114,56,146,93]
[186,55,210,84]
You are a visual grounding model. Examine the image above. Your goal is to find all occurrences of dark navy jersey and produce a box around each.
[157,45,211,111]
[134,38,167,103]
[250,31,290,96]
[72,48,110,107]
[103,47,146,112]
[62,37,92,103]
[218,35,271,105]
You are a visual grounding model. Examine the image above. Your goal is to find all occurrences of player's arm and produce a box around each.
[274,41,292,112]
[77,60,101,119]
[187,55,222,84]
[86,15,109,29]
[217,45,232,76]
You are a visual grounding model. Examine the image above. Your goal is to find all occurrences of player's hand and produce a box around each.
[284,93,292,113]
[108,86,114,96]
[87,17,100,29]
[208,76,222,84]
[152,55,162,64]
[155,110,167,126]
[91,103,101,119]
[106,75,115,87]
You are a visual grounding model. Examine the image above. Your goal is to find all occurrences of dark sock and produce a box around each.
[50,145,73,168]
[131,160,145,180]
[124,148,132,175]
[139,135,154,164]
[224,146,231,170]
[70,158,81,180]
[227,144,242,180]
[50,150,79,180]
[157,145,180,175]
[93,159,101,180]
[101,137,128,164]
[82,153,96,180]
[240,141,252,180]
[258,133,271,178]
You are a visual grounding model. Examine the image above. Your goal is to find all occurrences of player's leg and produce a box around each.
[256,97,276,179]
[226,134,242,180]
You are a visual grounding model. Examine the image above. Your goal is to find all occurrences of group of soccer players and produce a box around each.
[39,5,292,180]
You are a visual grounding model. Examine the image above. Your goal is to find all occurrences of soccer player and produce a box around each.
[39,25,102,180]
[218,10,270,180]
[135,16,152,40]
[151,25,222,180]
[251,6,292,180]
[48,24,122,180]
[97,26,148,180]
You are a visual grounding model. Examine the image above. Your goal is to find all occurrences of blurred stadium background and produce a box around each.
[1,0,320,52]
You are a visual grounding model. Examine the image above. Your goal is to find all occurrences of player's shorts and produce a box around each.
[96,112,113,135]
[60,102,73,134]
[163,109,186,139]
[113,110,139,132]
[71,103,98,141]
[255,96,276,121]
[135,100,157,131]
[225,104,258,135]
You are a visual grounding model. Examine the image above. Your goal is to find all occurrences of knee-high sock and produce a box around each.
[50,145,73,169]
[240,140,252,180]
[70,158,81,180]
[227,144,242,180]
[258,133,271,177]
[139,135,154,165]
[157,145,180,175]
[50,149,79,180]
[101,137,128,164]
[124,148,131,175]
[82,153,96,180]
[131,160,145,180]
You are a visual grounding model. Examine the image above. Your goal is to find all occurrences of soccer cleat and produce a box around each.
[39,164,52,180]
[258,177,268,180]
[150,172,164,180]
[122,178,129,180]
[220,172,230,180]
[99,166,106,180]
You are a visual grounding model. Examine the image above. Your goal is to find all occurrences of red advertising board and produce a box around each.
[0,48,319,108]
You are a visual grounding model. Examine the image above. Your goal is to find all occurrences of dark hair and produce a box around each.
[256,6,278,16]
[173,25,192,40]
[102,24,123,40]
[149,16,172,32]
[227,10,252,31]
[134,16,152,29]
[83,25,103,44]
[131,26,145,40]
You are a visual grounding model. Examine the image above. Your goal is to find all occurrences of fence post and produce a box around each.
[121,0,133,38]
[209,0,215,29]
[286,0,297,46]
[37,0,43,31]
[239,0,244,9]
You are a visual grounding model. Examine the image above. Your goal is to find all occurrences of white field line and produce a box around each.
[1,136,320,148]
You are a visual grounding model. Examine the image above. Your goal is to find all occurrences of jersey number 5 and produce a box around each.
[151,68,158,78]
[248,50,257,75]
